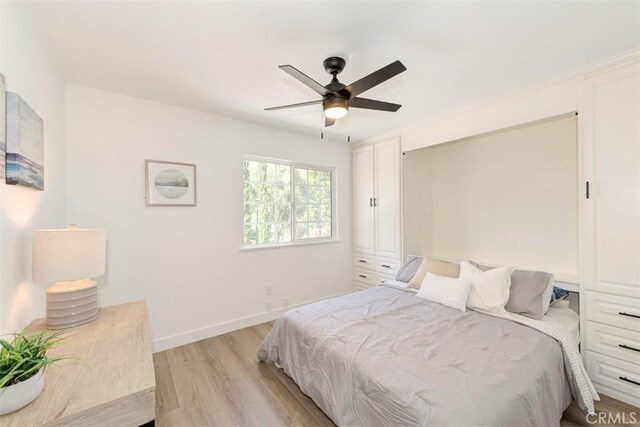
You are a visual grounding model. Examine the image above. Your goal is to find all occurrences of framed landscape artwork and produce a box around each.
[0,74,6,180]
[5,92,44,190]
[145,160,197,206]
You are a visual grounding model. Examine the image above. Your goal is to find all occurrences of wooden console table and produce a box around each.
[0,301,156,426]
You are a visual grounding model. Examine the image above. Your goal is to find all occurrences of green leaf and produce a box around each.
[0,330,77,389]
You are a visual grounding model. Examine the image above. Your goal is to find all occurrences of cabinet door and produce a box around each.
[353,145,375,254]
[374,137,402,259]
[583,64,640,298]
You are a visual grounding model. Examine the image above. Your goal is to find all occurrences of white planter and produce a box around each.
[0,370,44,415]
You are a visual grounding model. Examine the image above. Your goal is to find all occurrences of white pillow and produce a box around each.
[417,273,472,312]
[459,261,513,315]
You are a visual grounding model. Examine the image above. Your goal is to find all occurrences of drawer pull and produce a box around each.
[619,376,640,387]
[619,312,640,320]
[358,274,367,279]
[358,260,367,263]
[619,344,640,353]
[381,264,391,268]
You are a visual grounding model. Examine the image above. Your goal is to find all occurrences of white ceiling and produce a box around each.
[28,1,640,142]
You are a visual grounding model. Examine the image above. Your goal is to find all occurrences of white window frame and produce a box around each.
[240,155,338,250]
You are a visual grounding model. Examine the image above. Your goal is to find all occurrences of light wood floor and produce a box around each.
[153,322,639,427]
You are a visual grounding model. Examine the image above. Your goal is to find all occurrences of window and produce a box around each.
[293,168,332,239]
[243,157,334,246]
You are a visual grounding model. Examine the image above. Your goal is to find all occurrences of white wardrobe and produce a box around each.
[352,137,402,289]
[580,63,640,408]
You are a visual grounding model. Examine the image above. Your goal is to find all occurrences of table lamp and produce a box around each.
[32,225,106,329]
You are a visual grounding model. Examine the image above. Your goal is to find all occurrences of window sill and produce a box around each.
[239,239,342,252]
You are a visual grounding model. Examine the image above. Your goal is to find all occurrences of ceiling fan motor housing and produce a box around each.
[323,56,346,75]
[323,96,348,111]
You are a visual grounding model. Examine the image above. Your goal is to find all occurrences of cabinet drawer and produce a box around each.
[586,351,640,408]
[376,259,399,275]
[354,281,373,291]
[585,291,640,332]
[376,272,396,286]
[353,254,375,271]
[354,268,375,286]
[585,321,640,365]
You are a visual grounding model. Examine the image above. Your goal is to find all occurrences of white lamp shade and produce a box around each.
[32,228,106,283]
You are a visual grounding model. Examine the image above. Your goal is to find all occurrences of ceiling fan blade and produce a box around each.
[349,97,402,112]
[325,116,335,127]
[264,99,322,111]
[343,60,407,97]
[279,65,330,96]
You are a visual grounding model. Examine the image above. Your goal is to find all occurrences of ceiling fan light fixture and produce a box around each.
[324,97,348,119]
[325,106,348,119]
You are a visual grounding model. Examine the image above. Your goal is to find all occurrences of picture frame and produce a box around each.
[145,160,197,206]
[0,74,6,181]
[5,91,44,190]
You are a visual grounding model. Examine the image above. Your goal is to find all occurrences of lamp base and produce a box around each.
[46,279,98,329]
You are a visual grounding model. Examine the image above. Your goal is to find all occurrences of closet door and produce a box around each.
[583,64,640,298]
[374,137,401,260]
[353,145,375,254]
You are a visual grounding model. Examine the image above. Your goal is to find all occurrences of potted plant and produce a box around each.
[0,330,69,415]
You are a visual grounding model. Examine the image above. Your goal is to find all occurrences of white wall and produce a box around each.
[65,85,353,351]
[403,116,578,279]
[402,148,432,258]
[0,2,67,334]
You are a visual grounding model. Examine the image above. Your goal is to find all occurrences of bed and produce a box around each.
[258,285,593,427]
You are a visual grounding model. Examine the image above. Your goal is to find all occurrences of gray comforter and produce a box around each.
[258,286,572,427]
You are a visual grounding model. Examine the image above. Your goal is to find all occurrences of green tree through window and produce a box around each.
[243,159,333,246]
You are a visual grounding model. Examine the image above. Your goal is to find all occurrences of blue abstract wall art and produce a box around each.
[5,92,44,190]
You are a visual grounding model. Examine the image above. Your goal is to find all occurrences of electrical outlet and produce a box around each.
[266,300,273,312]
[265,284,272,296]
[282,297,289,307]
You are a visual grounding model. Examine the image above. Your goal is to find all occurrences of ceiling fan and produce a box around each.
[265,57,406,127]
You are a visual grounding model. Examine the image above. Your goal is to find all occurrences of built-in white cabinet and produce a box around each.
[581,63,640,408]
[353,144,375,254]
[353,137,402,290]
[374,139,402,259]
[348,57,640,405]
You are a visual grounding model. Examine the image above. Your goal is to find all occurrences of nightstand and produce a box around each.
[0,301,156,426]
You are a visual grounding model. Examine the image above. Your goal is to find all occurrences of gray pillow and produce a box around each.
[469,261,552,320]
[395,256,424,283]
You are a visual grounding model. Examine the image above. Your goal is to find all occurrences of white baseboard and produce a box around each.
[151,291,352,353]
